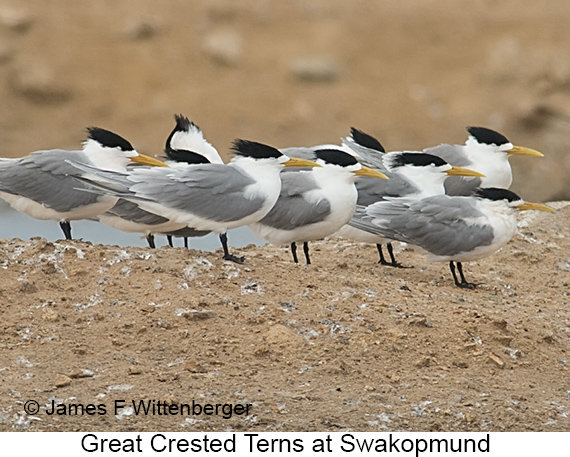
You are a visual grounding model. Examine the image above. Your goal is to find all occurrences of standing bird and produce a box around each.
[68,140,320,263]
[98,115,221,248]
[0,128,166,240]
[338,152,484,267]
[350,188,554,288]
[250,149,388,264]
[422,126,543,196]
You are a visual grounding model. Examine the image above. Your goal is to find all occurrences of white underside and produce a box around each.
[98,214,186,236]
[0,191,118,222]
[335,224,390,244]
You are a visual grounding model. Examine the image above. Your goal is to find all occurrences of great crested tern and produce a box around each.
[69,139,320,263]
[350,187,554,288]
[0,127,166,240]
[98,115,220,248]
[422,126,543,196]
[250,148,388,264]
[339,151,484,267]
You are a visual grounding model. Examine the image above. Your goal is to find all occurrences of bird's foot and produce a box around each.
[455,281,477,289]
[223,253,245,264]
[378,259,410,269]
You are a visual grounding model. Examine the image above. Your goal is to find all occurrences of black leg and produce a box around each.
[219,232,244,264]
[59,221,72,240]
[449,261,476,289]
[376,244,389,265]
[303,241,311,265]
[146,234,156,249]
[166,235,173,248]
[386,242,408,268]
[184,237,189,249]
[290,242,299,263]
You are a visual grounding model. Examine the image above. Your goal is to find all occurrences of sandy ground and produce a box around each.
[1,201,568,432]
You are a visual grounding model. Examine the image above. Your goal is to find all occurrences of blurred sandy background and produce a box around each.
[1,0,569,201]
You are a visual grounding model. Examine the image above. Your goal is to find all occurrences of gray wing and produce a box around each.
[341,138,388,171]
[125,164,266,223]
[423,144,470,167]
[443,176,482,196]
[104,199,172,225]
[279,147,317,161]
[351,195,494,257]
[257,172,331,230]
[355,173,418,206]
[0,150,108,212]
[164,226,210,238]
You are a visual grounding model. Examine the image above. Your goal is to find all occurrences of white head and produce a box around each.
[165,114,223,164]
[383,152,483,197]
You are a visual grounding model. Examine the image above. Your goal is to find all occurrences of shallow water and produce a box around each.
[0,202,266,251]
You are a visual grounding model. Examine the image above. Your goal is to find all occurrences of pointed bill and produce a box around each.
[446,166,485,178]
[518,202,555,212]
[354,166,388,179]
[131,154,169,167]
[508,145,544,157]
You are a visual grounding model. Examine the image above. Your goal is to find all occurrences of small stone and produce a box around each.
[68,369,94,379]
[10,60,72,104]
[202,29,242,66]
[19,282,38,294]
[41,308,59,322]
[180,310,216,321]
[55,374,72,388]
[364,385,375,392]
[184,359,206,373]
[0,6,33,32]
[290,57,341,82]
[488,353,505,369]
[124,17,159,40]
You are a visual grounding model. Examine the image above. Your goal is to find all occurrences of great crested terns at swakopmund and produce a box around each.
[421,126,543,196]
[68,139,320,263]
[0,127,167,240]
[98,114,221,248]
[350,187,554,288]
[249,148,388,264]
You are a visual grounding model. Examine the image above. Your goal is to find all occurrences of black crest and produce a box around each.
[389,152,447,168]
[350,127,385,152]
[164,147,211,164]
[232,139,283,159]
[467,127,509,146]
[165,114,199,150]
[86,127,134,151]
[314,149,358,167]
[473,187,521,202]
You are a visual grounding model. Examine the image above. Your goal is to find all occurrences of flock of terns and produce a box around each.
[0,115,554,289]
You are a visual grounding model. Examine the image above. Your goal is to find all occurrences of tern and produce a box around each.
[250,148,388,264]
[422,126,543,195]
[0,127,166,240]
[98,115,221,248]
[69,139,319,263]
[339,151,485,267]
[350,187,554,288]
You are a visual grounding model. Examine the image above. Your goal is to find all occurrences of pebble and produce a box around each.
[290,57,341,82]
[55,374,72,388]
[202,29,242,66]
[10,60,72,104]
[488,353,505,369]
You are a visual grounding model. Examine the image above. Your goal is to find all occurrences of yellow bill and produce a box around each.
[131,154,169,167]
[508,145,544,157]
[446,166,485,178]
[518,202,555,212]
[354,166,388,179]
[284,157,322,168]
